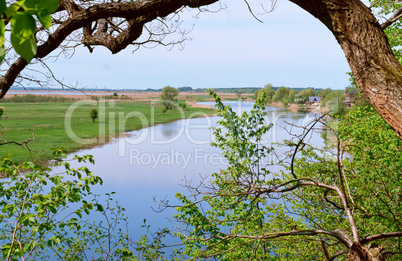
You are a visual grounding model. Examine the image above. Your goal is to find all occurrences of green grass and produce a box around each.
[0,101,215,162]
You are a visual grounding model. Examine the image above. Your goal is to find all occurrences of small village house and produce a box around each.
[308,96,321,105]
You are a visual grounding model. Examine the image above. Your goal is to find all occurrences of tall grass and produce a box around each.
[0,95,78,103]
[0,101,215,162]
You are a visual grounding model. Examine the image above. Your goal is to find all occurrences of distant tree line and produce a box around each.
[254,84,368,115]
[146,87,262,94]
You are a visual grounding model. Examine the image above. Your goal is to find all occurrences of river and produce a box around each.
[51,101,323,252]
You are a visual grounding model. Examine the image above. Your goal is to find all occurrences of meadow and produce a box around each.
[0,100,214,162]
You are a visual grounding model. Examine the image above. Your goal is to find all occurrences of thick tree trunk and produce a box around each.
[290,0,402,139]
[348,243,384,261]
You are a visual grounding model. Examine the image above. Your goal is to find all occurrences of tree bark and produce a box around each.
[289,0,402,139]
[348,243,384,261]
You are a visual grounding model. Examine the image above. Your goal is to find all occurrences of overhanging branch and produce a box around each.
[361,232,402,244]
[0,0,219,98]
[381,6,402,29]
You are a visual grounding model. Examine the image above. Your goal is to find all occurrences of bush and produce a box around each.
[160,86,179,111]
[294,92,308,104]
[89,109,98,122]
[0,151,135,260]
[178,102,187,109]
[323,91,346,116]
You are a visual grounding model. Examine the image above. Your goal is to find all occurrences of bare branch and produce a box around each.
[243,0,263,23]
[381,6,402,29]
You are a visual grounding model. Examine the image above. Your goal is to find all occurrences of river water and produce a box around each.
[51,101,323,249]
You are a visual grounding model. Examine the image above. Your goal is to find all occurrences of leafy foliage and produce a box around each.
[169,92,402,260]
[338,107,402,244]
[160,86,179,111]
[323,91,346,116]
[0,149,137,260]
[174,91,282,259]
[370,0,402,62]
[89,108,98,122]
[0,0,60,62]
[294,92,308,104]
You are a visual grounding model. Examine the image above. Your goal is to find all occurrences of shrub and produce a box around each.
[89,109,98,122]
[294,92,308,104]
[178,102,187,109]
[160,86,179,111]
[0,151,135,260]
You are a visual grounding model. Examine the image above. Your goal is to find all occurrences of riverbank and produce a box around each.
[266,101,325,113]
[0,100,215,163]
[4,90,253,103]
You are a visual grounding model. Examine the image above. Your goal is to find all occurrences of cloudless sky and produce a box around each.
[47,0,352,90]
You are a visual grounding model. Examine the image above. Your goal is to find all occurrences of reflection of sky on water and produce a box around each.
[51,101,325,244]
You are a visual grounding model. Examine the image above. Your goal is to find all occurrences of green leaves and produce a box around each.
[160,86,180,111]
[24,0,59,30]
[172,90,402,259]
[0,0,60,63]
[19,213,36,226]
[5,4,19,18]
[34,5,52,29]
[10,14,37,62]
[209,89,273,169]
[24,0,60,14]
[0,153,135,260]
[0,0,5,16]
[11,14,36,40]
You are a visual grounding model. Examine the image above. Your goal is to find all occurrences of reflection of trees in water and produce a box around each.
[161,121,180,138]
[264,110,310,127]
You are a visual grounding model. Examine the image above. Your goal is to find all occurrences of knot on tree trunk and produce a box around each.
[348,243,385,261]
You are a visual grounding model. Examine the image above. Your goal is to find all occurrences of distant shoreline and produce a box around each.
[4,90,253,108]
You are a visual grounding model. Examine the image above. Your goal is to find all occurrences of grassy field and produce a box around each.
[0,101,215,162]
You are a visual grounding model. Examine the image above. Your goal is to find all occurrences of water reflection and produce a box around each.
[161,121,180,138]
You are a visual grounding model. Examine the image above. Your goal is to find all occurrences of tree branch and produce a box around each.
[330,250,349,260]
[381,6,402,29]
[213,229,353,248]
[360,232,402,244]
[0,0,219,98]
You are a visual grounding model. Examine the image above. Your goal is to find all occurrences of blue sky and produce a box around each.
[48,0,351,90]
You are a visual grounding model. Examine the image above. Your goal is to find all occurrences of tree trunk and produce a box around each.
[289,0,402,139]
[348,243,384,261]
